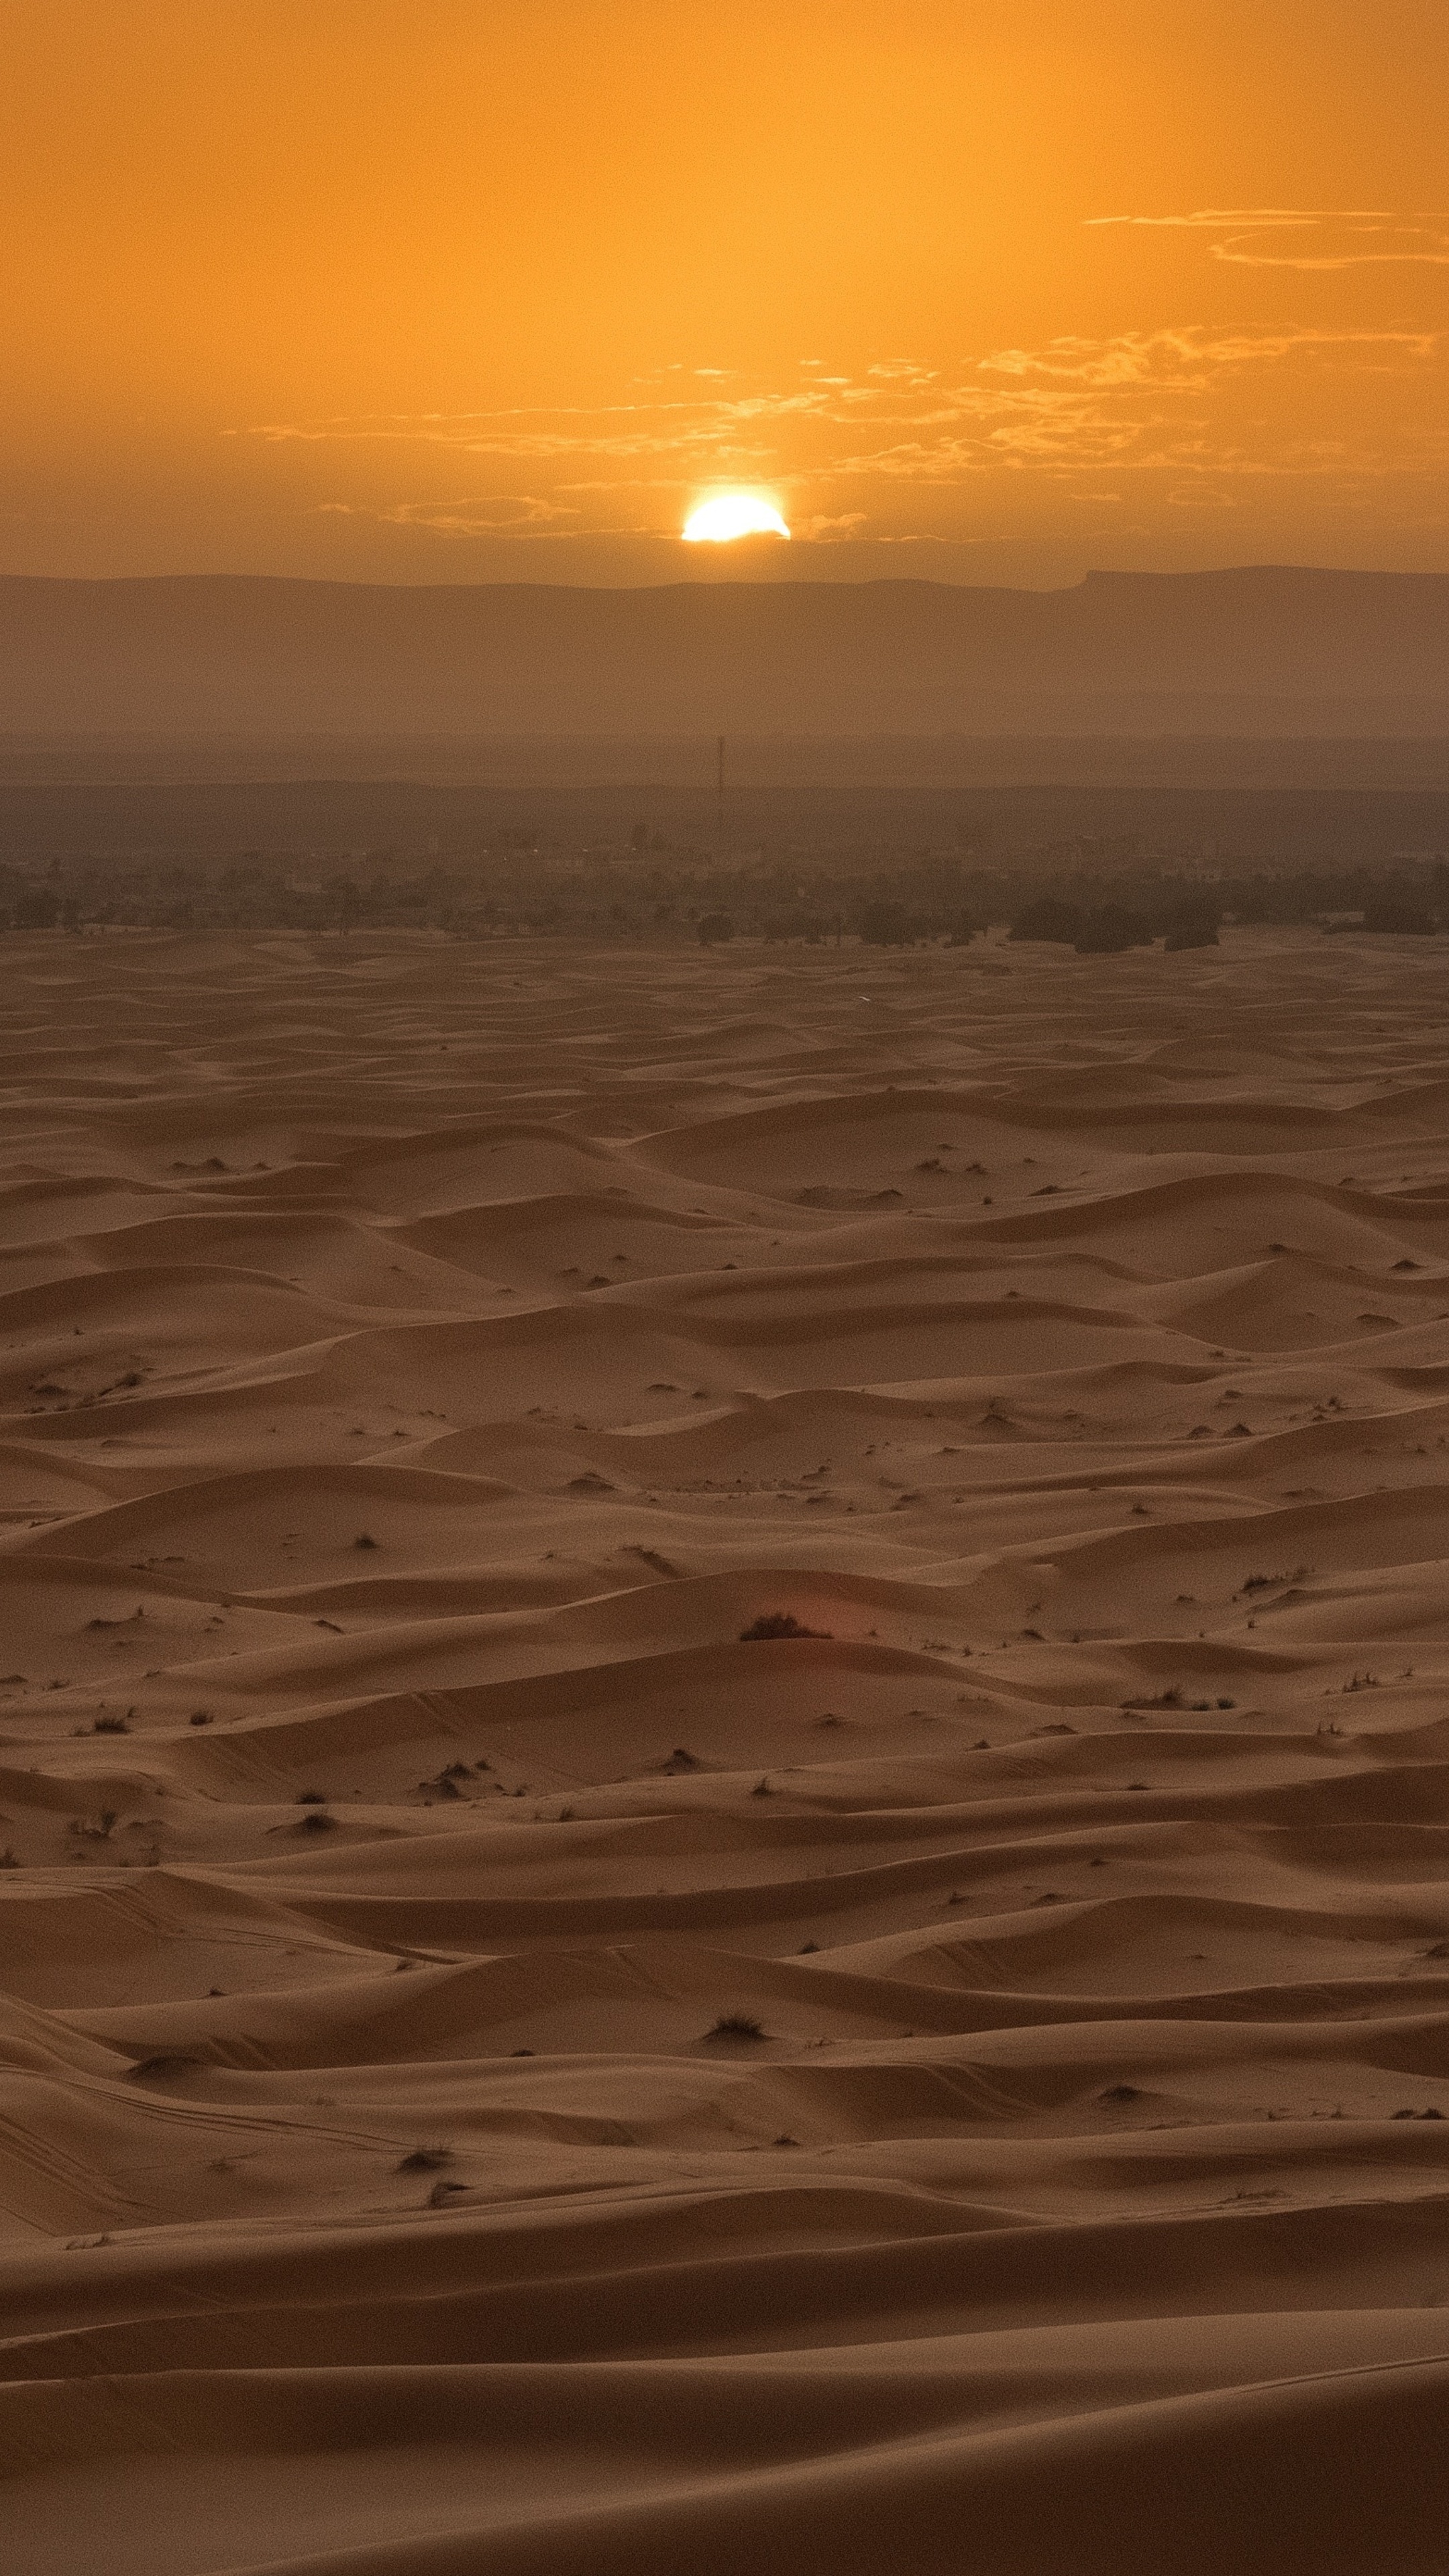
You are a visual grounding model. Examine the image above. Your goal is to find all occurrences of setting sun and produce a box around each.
[682,494,791,544]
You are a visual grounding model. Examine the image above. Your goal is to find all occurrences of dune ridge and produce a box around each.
[5,923,1449,2568]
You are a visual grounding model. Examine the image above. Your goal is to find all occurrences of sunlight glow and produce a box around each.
[682,493,792,543]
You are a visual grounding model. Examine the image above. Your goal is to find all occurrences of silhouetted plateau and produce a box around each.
[3,566,1449,735]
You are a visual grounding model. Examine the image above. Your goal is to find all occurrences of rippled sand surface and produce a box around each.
[7,926,1449,2573]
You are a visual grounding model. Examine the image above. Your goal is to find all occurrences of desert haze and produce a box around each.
[5,921,1449,2569]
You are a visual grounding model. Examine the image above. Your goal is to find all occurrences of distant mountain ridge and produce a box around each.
[2,567,1447,736]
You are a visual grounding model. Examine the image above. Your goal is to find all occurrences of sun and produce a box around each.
[682,493,792,543]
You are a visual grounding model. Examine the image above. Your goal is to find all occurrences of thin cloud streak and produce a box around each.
[1088,209,1449,268]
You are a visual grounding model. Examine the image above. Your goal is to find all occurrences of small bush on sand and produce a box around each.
[705,2013,766,2042]
[739,1613,830,1643]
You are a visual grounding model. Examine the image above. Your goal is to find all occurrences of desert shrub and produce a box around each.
[739,1611,830,1642]
[859,900,916,947]
[1163,900,1220,951]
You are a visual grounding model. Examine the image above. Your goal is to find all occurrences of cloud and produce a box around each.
[978,325,1434,388]
[250,307,1444,548]
[793,511,869,541]
[812,327,1444,490]
[1087,209,1449,269]
[319,495,598,539]
[1087,208,1395,228]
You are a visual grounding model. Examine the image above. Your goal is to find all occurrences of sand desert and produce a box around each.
[5,922,1449,2571]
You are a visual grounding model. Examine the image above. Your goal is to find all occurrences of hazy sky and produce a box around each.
[5,1,1447,584]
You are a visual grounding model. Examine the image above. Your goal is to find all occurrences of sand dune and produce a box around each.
[7,923,1449,2568]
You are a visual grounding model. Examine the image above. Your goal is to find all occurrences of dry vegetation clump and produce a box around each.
[70,1809,119,1842]
[739,1612,831,1642]
[705,2013,767,2042]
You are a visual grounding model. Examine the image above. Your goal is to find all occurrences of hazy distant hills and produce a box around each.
[2,567,1448,737]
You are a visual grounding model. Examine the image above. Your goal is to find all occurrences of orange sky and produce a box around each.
[4,0,1447,584]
